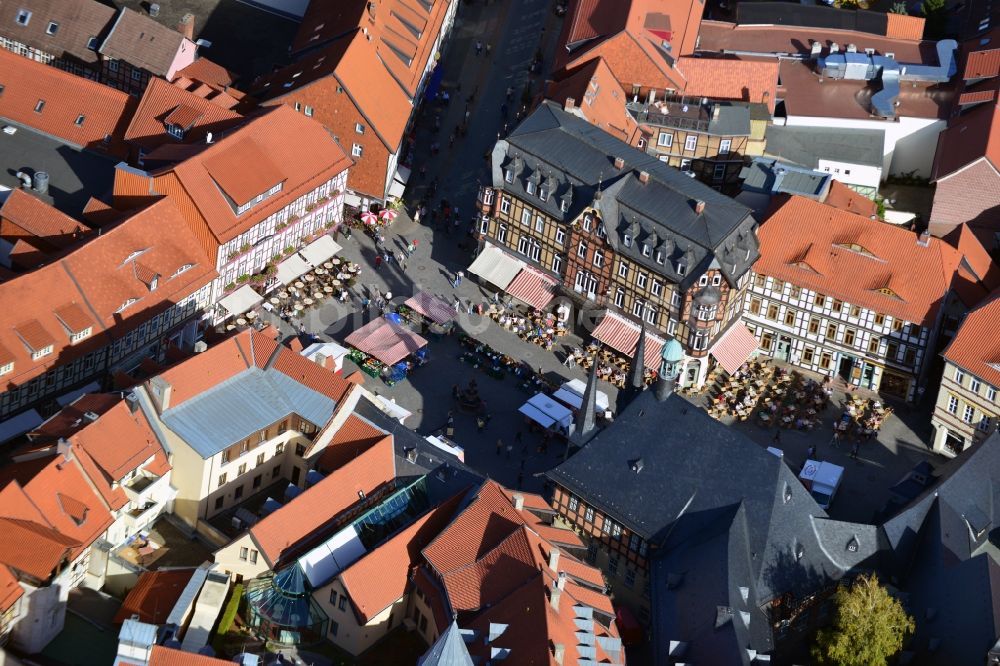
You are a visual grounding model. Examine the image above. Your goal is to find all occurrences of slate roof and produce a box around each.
[0,0,115,65]
[99,7,190,77]
[740,157,832,198]
[764,125,886,169]
[496,101,758,288]
[549,387,881,663]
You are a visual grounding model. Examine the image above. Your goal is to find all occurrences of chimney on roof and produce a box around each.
[178,13,195,41]
[548,548,560,572]
[917,230,931,247]
[553,644,566,665]
[57,438,72,464]
[613,157,625,170]
[564,97,575,111]
[694,200,706,215]
[550,580,562,611]
[125,391,140,414]
[638,170,650,185]
[556,571,567,591]
[147,376,172,413]
[511,493,525,511]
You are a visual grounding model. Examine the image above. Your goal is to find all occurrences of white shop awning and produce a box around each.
[218,285,263,317]
[300,235,342,266]
[277,254,311,285]
[553,379,610,412]
[468,244,525,290]
[519,393,574,433]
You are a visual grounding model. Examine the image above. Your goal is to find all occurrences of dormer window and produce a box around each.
[0,361,12,375]
[70,328,93,344]
[526,181,536,195]
[173,263,193,277]
[699,275,708,286]
[505,169,513,183]
[623,234,632,247]
[87,36,98,50]
[583,214,593,232]
[642,244,651,257]
[560,199,570,213]
[236,182,283,216]
[167,124,184,139]
[539,187,548,201]
[149,275,158,292]
[15,9,30,26]
[46,21,58,35]
[655,250,664,264]
[676,261,687,276]
[31,345,53,360]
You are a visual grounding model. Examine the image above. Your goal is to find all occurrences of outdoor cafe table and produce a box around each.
[304,298,314,306]
[294,303,304,311]
[305,274,315,282]
[294,281,305,289]
[331,279,341,286]
[278,291,289,298]
[323,261,334,269]
[236,318,247,326]
[331,258,341,265]
[324,286,334,293]
[269,297,280,304]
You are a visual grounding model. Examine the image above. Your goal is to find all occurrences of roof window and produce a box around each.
[87,36,98,50]
[15,9,30,26]
[34,99,44,113]
[75,114,85,126]
[46,21,58,35]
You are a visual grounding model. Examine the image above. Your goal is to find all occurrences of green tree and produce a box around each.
[921,0,947,39]
[812,574,914,666]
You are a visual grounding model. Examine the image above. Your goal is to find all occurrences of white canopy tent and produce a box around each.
[276,253,312,285]
[218,285,263,317]
[300,235,342,266]
[468,243,525,290]
[553,378,610,412]
[518,393,574,435]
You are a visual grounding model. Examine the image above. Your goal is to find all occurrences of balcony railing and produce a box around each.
[124,470,168,504]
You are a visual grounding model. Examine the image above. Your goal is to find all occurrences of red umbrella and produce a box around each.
[378,208,398,222]
[360,211,378,225]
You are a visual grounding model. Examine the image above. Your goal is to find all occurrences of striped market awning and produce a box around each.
[404,292,456,325]
[506,265,559,309]
[590,311,665,370]
[710,323,759,375]
[345,318,428,365]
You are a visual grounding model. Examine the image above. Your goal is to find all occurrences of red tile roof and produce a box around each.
[0,516,79,581]
[0,189,90,246]
[0,0,115,65]
[678,56,778,112]
[958,90,997,105]
[423,481,604,617]
[965,48,1000,79]
[317,414,388,473]
[0,566,23,612]
[114,569,194,624]
[0,198,214,423]
[53,303,96,334]
[149,646,232,666]
[124,77,244,153]
[250,435,396,566]
[885,13,926,41]
[546,58,638,142]
[756,196,966,325]
[823,180,879,218]
[0,49,135,157]
[173,57,235,90]
[117,105,352,245]
[0,452,114,562]
[339,490,466,623]
[203,138,286,206]
[942,289,1000,386]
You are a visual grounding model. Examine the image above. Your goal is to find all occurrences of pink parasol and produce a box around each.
[360,211,379,225]
[378,208,399,222]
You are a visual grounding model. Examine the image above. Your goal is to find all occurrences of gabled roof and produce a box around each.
[546,57,638,142]
[942,288,1000,386]
[556,0,703,89]
[124,77,244,153]
[0,48,135,156]
[0,451,113,563]
[317,413,388,473]
[116,105,352,244]
[0,516,79,581]
[154,329,357,458]
[755,195,965,325]
[764,124,885,169]
[0,189,90,247]
[250,434,396,566]
[931,98,1000,180]
[497,102,757,287]
[113,568,193,625]
[0,197,213,393]
[149,645,232,666]
[99,7,190,77]
[0,0,115,65]
[677,56,778,112]
[0,566,23,612]
[339,489,466,624]
[173,57,235,90]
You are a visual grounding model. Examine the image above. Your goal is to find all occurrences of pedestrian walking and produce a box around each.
[374,254,382,269]
[506,442,513,459]
[496,439,503,456]
[449,131,456,148]
[453,270,464,288]
[475,40,483,56]
[506,86,513,100]
[831,429,841,448]
[413,207,421,224]
[564,351,576,367]
[406,241,416,256]
[806,444,816,460]
[454,298,462,312]
[850,442,860,459]
[466,301,474,315]
[476,415,486,432]
[396,250,406,269]
[486,43,492,56]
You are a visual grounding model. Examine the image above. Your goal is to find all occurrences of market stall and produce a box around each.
[401,291,456,337]
[553,378,610,414]
[518,393,575,437]
[344,316,429,384]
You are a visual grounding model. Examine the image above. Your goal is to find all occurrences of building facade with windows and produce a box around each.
[627,99,767,191]
[112,105,352,314]
[744,195,980,401]
[0,198,215,422]
[931,291,1000,455]
[134,329,363,536]
[475,102,760,388]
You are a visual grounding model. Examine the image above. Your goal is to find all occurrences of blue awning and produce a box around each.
[424,64,445,101]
